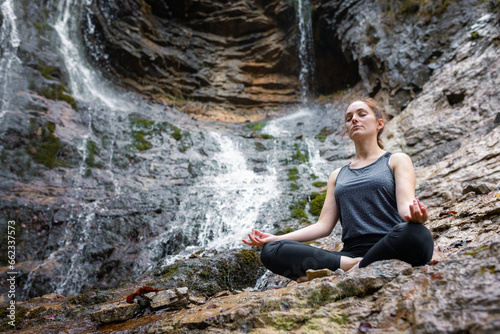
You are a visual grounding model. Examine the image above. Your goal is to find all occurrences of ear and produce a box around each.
[377,119,385,130]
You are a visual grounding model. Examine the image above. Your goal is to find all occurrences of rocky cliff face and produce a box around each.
[83,0,302,119]
[0,0,499,332]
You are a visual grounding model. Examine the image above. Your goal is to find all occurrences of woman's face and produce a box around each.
[345,101,383,140]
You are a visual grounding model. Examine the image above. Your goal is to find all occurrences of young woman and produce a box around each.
[242,98,434,282]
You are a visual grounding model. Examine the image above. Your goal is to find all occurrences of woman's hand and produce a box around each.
[404,199,429,224]
[242,229,277,247]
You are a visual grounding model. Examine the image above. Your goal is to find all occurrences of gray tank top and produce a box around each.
[334,152,403,243]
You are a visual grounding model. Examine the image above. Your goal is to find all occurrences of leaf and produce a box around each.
[358,322,373,332]
[126,286,162,303]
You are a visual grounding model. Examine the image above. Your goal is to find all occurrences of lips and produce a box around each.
[351,125,362,132]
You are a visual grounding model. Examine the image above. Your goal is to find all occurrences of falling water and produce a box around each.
[0,0,21,119]
[157,133,281,265]
[8,0,343,298]
[296,0,315,103]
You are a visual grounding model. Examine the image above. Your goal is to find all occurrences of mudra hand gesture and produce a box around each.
[405,199,429,224]
[242,229,276,247]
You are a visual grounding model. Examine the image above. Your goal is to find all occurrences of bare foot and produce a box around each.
[340,257,363,271]
[297,276,309,283]
[348,262,360,272]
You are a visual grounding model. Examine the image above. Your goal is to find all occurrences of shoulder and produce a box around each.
[328,167,343,187]
[389,152,413,168]
[389,152,415,174]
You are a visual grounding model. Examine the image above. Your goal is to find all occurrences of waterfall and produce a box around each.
[4,0,346,299]
[296,0,315,103]
[157,133,280,265]
[0,0,21,119]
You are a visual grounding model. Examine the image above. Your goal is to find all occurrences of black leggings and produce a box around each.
[260,222,434,280]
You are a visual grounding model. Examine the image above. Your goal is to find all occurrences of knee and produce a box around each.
[398,223,434,264]
[399,223,433,244]
[260,241,281,267]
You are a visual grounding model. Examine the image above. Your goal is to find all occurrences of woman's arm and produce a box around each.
[242,168,341,247]
[391,153,429,223]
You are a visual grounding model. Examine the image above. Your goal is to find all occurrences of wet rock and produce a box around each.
[143,287,189,310]
[306,268,334,280]
[90,302,140,325]
[83,0,301,116]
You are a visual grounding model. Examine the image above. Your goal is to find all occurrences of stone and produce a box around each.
[306,268,333,280]
[143,288,190,310]
[90,303,140,325]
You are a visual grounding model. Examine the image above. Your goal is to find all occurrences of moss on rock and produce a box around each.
[309,191,327,216]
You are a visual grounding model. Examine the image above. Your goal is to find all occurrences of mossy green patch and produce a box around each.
[261,134,274,139]
[480,265,496,274]
[255,142,266,151]
[85,140,98,167]
[28,122,69,168]
[312,181,327,188]
[465,245,490,256]
[172,128,182,141]
[130,116,155,129]
[246,122,265,131]
[38,83,77,110]
[129,116,192,152]
[316,126,334,142]
[132,130,152,151]
[288,167,299,181]
[307,285,335,307]
[275,227,295,235]
[291,144,309,164]
[0,306,28,331]
[309,191,327,216]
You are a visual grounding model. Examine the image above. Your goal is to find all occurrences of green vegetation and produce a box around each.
[307,285,335,307]
[312,181,327,188]
[255,142,267,151]
[275,227,295,235]
[470,31,481,40]
[132,130,152,151]
[291,144,309,164]
[246,122,265,131]
[172,128,182,141]
[157,249,265,296]
[128,116,192,152]
[38,84,77,110]
[316,126,334,142]
[130,116,155,129]
[288,167,299,181]
[85,140,98,167]
[465,245,490,256]
[288,197,310,223]
[309,191,327,216]
[261,134,275,140]
[0,306,28,331]
[28,122,69,168]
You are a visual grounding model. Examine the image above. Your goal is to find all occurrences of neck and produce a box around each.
[353,138,385,161]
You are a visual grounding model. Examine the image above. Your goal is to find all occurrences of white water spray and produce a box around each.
[0,0,21,119]
[160,133,280,264]
[296,0,315,103]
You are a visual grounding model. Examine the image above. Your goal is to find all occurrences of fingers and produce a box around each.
[243,232,264,247]
[406,199,428,223]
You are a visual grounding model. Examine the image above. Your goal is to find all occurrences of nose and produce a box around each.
[352,115,359,123]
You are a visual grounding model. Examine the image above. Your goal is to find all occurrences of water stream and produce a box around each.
[0,0,21,120]
[6,0,343,298]
[296,0,315,102]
